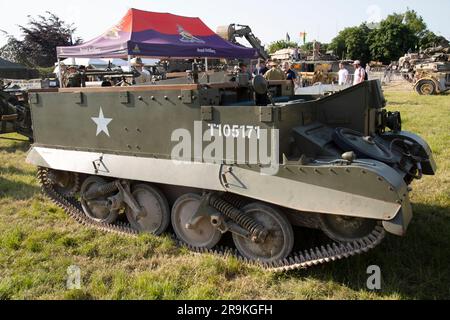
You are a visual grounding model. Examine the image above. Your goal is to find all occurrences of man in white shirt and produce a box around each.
[338,63,349,85]
[352,60,366,85]
[131,57,152,84]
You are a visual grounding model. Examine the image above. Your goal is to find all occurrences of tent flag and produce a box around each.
[57,8,258,59]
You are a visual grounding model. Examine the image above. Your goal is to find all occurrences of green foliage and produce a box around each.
[329,9,449,64]
[329,24,371,63]
[300,41,329,53]
[267,40,298,54]
[36,67,56,79]
[404,9,427,37]
[0,12,81,68]
[368,15,418,63]
[419,31,449,49]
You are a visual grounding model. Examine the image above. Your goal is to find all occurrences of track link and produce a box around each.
[38,168,386,272]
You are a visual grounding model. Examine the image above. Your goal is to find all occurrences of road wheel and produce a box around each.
[232,203,294,263]
[171,194,222,249]
[126,184,170,235]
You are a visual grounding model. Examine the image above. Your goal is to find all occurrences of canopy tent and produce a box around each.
[0,58,38,79]
[57,8,258,59]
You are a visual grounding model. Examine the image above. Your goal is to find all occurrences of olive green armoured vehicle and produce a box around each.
[26,78,436,270]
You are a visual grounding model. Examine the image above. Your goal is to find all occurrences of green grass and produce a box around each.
[0,91,449,300]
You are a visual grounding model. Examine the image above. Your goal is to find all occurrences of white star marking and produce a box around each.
[91,107,113,137]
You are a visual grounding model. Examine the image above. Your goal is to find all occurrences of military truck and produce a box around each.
[397,45,450,94]
[414,62,450,95]
[26,77,436,270]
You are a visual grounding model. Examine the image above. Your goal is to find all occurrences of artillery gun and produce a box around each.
[0,81,33,140]
[26,77,436,270]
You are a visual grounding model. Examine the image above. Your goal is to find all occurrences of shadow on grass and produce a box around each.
[0,165,35,177]
[0,174,40,200]
[283,203,450,300]
[0,138,30,153]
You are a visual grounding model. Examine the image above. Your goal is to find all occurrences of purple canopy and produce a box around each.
[57,9,258,59]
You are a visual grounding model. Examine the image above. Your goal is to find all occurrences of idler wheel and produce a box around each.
[171,194,222,249]
[333,128,396,163]
[126,184,170,235]
[232,203,294,263]
[80,176,119,224]
[319,214,378,243]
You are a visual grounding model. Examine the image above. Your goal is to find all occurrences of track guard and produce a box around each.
[383,205,413,237]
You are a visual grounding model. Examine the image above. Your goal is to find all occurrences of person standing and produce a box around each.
[239,62,253,79]
[131,57,151,84]
[264,60,285,81]
[352,60,366,85]
[283,62,298,84]
[292,47,299,61]
[365,63,371,79]
[254,59,269,76]
[338,63,349,85]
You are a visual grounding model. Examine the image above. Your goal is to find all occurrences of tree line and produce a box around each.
[268,9,448,64]
[1,12,81,68]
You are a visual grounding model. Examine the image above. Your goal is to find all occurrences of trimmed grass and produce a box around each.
[0,91,449,300]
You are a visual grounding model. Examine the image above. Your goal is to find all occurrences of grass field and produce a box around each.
[0,91,449,300]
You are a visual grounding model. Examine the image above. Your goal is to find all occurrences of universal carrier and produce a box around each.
[26,78,436,271]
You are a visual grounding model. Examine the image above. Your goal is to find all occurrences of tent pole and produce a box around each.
[205,58,210,83]
[58,58,62,88]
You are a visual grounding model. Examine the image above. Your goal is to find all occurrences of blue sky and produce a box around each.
[0,0,449,47]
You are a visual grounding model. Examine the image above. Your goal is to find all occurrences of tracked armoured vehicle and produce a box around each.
[26,78,436,271]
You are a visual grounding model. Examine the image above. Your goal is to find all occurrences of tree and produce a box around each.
[329,24,371,63]
[0,12,81,67]
[300,41,330,53]
[267,40,298,54]
[368,14,418,63]
[0,36,25,64]
[404,9,427,38]
[419,30,449,49]
[329,9,448,64]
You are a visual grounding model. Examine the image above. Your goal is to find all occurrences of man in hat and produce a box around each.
[352,60,366,85]
[65,65,82,87]
[264,60,285,81]
[131,57,151,84]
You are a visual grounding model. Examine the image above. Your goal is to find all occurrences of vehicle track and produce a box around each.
[38,167,386,272]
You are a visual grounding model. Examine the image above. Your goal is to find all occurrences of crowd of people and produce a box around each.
[239,58,370,87]
[236,59,300,85]
[338,60,368,86]
[59,56,370,88]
